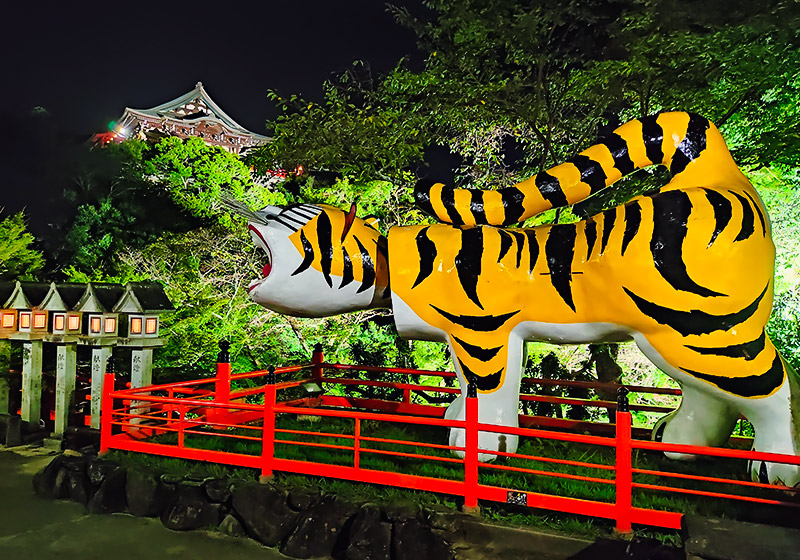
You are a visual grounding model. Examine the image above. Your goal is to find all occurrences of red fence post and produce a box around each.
[463,384,480,514]
[215,340,231,404]
[615,386,633,534]
[99,372,115,455]
[311,343,324,381]
[261,366,277,483]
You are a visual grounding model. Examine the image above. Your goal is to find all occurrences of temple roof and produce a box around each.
[121,82,270,142]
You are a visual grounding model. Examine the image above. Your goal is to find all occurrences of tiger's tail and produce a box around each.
[415,112,743,227]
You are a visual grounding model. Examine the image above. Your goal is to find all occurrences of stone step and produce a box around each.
[683,515,800,560]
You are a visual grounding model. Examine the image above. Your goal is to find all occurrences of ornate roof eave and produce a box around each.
[126,82,264,139]
[120,109,271,143]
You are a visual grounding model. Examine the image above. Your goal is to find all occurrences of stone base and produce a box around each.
[683,515,800,560]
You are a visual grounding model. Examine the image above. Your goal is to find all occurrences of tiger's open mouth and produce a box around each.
[248,225,272,293]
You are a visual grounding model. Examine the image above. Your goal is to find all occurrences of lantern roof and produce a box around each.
[5,281,50,310]
[39,282,87,311]
[0,282,16,308]
[113,282,174,314]
[75,283,126,313]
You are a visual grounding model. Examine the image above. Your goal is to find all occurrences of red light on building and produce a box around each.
[104,317,117,334]
[145,317,158,335]
[68,315,81,331]
[19,312,31,329]
[90,317,102,333]
[130,317,143,335]
[54,314,65,331]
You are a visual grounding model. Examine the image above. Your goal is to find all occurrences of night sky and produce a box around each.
[1,1,422,136]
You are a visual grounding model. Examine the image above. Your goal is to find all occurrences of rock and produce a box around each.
[281,497,358,559]
[86,458,119,487]
[287,488,321,511]
[219,514,246,537]
[60,455,87,472]
[204,479,231,504]
[126,469,174,517]
[67,469,92,505]
[33,455,67,499]
[422,505,466,536]
[344,504,391,560]
[392,519,453,560]
[161,481,223,531]
[87,465,127,514]
[78,444,98,457]
[382,501,420,522]
[232,483,298,547]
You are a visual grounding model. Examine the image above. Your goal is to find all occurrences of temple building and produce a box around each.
[94,82,271,155]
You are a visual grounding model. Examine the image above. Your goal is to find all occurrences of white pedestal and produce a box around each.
[90,347,112,430]
[21,341,43,425]
[54,344,77,436]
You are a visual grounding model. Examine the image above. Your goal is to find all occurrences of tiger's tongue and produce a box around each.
[263,262,272,278]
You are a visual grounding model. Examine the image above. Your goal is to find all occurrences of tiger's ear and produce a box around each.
[341,201,359,241]
[364,216,380,231]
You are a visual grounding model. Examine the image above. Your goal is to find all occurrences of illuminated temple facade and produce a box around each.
[95,82,270,155]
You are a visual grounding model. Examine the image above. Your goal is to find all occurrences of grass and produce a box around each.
[107,410,799,547]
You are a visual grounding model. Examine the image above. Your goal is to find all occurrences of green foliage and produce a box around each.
[0,211,44,280]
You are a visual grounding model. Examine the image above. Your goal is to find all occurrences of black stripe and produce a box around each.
[669,113,709,175]
[316,211,334,287]
[280,213,307,226]
[545,224,577,312]
[287,204,318,219]
[497,230,513,263]
[413,180,437,217]
[651,190,725,297]
[412,227,437,288]
[566,155,606,194]
[682,352,784,398]
[686,331,766,361]
[623,283,768,337]
[452,335,502,362]
[291,230,315,276]
[470,191,489,225]
[524,230,539,275]
[510,231,526,268]
[621,202,641,256]
[457,359,504,392]
[440,186,464,225]
[584,218,597,260]
[600,208,615,254]
[455,228,484,309]
[430,305,520,331]
[599,132,636,175]
[742,190,766,237]
[742,191,766,236]
[731,191,755,242]
[535,171,569,208]
[354,237,375,294]
[340,247,354,288]
[272,216,299,231]
[640,115,665,165]
[499,187,526,225]
[703,188,732,247]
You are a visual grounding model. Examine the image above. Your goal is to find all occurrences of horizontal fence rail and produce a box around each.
[99,347,800,534]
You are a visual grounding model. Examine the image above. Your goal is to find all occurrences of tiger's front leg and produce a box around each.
[445,332,525,462]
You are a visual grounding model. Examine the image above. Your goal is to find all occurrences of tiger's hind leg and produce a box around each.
[635,332,800,486]
[445,332,524,462]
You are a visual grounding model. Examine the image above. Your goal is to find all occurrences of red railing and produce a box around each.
[98,346,800,534]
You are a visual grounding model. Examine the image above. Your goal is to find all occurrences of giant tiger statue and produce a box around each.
[226,112,799,486]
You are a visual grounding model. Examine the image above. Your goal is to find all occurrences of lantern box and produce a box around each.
[127,314,160,338]
[51,312,83,335]
[0,310,17,333]
[87,313,119,338]
[18,310,49,334]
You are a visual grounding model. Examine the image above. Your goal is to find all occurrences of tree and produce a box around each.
[0,211,43,280]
